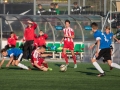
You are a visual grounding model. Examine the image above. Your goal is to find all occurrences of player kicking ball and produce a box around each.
[31,45,52,71]
[0,48,30,70]
[89,26,120,70]
[91,22,120,77]
[60,20,77,68]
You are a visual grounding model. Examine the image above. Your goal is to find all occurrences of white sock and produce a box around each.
[93,62,104,73]
[111,63,120,69]
[17,63,29,70]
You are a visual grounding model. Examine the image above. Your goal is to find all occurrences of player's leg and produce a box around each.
[62,48,69,65]
[23,41,29,59]
[107,60,120,69]
[91,50,105,77]
[40,66,48,71]
[28,40,34,59]
[70,50,77,68]
[15,54,30,70]
[11,60,15,66]
[42,60,52,71]
[37,60,48,71]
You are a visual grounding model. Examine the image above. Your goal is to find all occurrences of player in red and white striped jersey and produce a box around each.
[31,45,52,71]
[61,20,77,68]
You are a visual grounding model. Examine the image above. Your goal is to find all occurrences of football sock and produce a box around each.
[111,63,120,69]
[93,62,104,73]
[64,54,68,64]
[17,63,29,70]
[72,55,77,64]
[43,63,48,68]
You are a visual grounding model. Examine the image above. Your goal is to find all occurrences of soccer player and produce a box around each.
[5,32,18,50]
[91,22,120,77]
[31,45,52,71]
[60,20,77,68]
[34,30,48,48]
[23,20,37,60]
[0,48,30,70]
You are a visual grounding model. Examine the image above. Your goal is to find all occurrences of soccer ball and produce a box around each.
[60,64,67,72]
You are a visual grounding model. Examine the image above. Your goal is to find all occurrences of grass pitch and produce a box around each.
[0,61,120,90]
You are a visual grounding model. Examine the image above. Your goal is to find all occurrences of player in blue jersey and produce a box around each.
[0,48,30,70]
[90,22,120,77]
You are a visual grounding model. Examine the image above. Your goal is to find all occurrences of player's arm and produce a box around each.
[60,38,64,44]
[113,36,120,43]
[89,42,97,50]
[27,20,37,29]
[0,58,5,68]
[96,40,100,57]
[41,54,52,57]
[6,56,13,67]
[64,30,75,38]
[65,35,74,38]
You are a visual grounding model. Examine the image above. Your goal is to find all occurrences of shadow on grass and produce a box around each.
[87,67,110,72]
[54,63,73,68]
[76,71,98,75]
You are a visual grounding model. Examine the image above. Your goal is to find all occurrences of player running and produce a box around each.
[89,26,120,57]
[91,22,120,77]
[31,45,52,71]
[60,20,77,68]
[0,48,30,70]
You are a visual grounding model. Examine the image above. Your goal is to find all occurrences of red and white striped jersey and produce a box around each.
[31,49,41,65]
[63,27,74,42]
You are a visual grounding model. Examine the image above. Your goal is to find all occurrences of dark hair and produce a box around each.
[38,45,46,49]
[105,26,110,30]
[38,4,42,7]
[91,22,98,27]
[10,31,14,34]
[65,20,70,24]
[1,48,7,53]
[54,3,58,6]
[50,3,54,6]
[73,2,78,5]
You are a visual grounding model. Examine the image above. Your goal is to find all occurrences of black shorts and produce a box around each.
[13,53,23,61]
[96,48,111,61]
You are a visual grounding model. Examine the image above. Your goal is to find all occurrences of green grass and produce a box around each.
[0,61,120,90]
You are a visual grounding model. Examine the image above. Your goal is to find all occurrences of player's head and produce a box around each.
[91,22,98,32]
[55,3,59,9]
[39,30,43,35]
[105,26,110,34]
[65,20,70,28]
[38,4,42,9]
[37,45,46,53]
[27,21,33,27]
[1,48,8,57]
[73,2,78,7]
[10,31,14,37]
[50,3,54,8]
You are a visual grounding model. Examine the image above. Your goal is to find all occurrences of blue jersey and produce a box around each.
[7,48,23,57]
[104,32,113,46]
[94,30,110,49]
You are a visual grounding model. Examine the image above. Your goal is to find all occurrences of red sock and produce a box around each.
[62,53,68,64]
[64,54,68,64]
[43,63,48,68]
[72,55,77,64]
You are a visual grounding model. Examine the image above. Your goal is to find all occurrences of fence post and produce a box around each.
[0,18,2,57]
[33,0,36,15]
[68,0,71,15]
